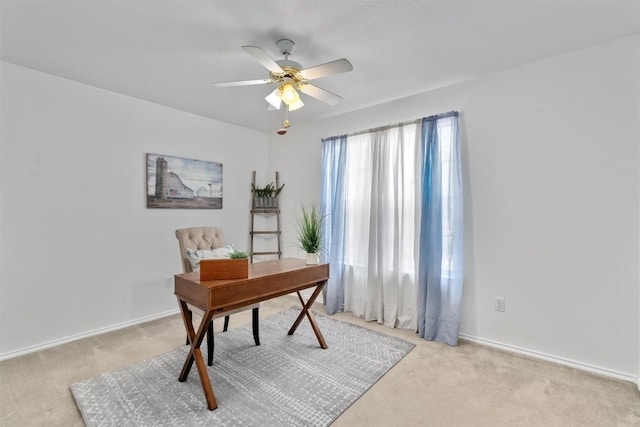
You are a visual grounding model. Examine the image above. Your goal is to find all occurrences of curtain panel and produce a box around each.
[321,135,348,314]
[321,112,463,344]
[418,112,464,345]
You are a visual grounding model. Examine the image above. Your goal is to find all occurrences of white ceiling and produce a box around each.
[2,1,639,133]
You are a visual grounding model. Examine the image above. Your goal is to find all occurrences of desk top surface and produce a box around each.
[174,258,329,311]
[175,257,329,288]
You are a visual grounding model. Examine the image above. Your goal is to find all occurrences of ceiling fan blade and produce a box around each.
[213,79,273,87]
[300,83,343,105]
[299,58,353,81]
[242,46,284,74]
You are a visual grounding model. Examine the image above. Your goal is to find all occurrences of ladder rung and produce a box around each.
[252,251,281,256]
[250,231,281,235]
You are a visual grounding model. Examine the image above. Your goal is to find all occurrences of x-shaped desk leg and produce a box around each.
[288,281,328,349]
[177,299,218,410]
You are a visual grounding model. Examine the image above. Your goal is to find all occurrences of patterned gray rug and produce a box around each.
[71,308,415,426]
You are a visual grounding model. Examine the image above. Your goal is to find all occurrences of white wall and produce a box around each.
[268,35,640,381]
[0,62,269,357]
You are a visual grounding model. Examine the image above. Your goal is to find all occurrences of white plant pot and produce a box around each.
[305,252,320,265]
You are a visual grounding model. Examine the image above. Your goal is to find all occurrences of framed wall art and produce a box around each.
[146,153,223,209]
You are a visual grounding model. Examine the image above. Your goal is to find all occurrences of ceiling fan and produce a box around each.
[213,39,353,113]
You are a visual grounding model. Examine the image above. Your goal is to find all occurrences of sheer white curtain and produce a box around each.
[339,122,422,328]
[322,113,463,343]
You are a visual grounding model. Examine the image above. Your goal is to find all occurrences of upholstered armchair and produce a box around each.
[175,227,259,366]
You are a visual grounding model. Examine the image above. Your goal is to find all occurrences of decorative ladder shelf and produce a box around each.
[250,171,282,263]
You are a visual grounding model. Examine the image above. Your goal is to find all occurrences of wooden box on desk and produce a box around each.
[199,258,249,280]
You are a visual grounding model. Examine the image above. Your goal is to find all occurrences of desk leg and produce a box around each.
[177,299,218,410]
[288,281,328,349]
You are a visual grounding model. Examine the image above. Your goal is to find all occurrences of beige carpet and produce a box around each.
[1,295,639,426]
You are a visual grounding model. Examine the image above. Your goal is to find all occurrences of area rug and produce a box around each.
[71,308,415,426]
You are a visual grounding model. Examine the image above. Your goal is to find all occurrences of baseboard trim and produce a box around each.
[458,333,638,386]
[2,309,636,391]
[0,309,180,361]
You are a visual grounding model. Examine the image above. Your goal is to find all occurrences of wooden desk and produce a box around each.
[174,258,330,410]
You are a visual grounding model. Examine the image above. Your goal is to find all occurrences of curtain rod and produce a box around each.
[345,118,422,138]
[323,111,459,141]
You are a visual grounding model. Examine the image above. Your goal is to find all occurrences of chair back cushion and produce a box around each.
[175,227,226,273]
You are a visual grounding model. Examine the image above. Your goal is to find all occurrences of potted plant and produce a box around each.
[230,250,249,259]
[295,204,325,264]
[252,182,285,208]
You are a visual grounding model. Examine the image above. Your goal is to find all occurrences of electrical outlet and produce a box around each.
[494,297,505,312]
[165,277,173,289]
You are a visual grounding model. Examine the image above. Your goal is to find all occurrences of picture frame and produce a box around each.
[146,153,223,209]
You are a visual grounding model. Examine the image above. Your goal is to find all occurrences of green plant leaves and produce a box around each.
[230,251,249,259]
[296,204,325,254]
[252,182,285,197]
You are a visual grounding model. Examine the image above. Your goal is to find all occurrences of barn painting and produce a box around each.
[146,153,223,209]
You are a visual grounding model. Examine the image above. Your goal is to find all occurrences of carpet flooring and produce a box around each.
[70,308,415,426]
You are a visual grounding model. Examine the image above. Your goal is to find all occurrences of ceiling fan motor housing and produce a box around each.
[274,39,303,83]
[276,59,303,71]
[276,38,296,56]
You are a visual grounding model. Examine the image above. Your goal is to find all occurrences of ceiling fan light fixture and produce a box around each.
[265,88,282,110]
[281,83,298,102]
[286,97,304,111]
[280,83,304,111]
